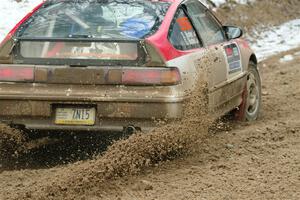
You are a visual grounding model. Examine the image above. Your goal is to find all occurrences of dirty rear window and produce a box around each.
[16,0,170,39]
[13,0,170,65]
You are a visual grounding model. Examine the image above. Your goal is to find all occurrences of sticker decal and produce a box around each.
[224,43,242,74]
[176,17,193,31]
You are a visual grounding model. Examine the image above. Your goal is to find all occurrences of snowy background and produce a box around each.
[0,0,42,40]
[0,0,299,61]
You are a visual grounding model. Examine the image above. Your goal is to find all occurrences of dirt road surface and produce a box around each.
[1,47,299,200]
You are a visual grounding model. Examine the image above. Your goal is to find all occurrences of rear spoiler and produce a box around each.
[12,37,147,66]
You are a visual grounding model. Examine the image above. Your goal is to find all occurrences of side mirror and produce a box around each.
[223,26,243,40]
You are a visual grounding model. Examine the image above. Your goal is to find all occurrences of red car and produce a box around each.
[0,0,261,133]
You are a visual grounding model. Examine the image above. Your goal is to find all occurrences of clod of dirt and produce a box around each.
[133,180,154,191]
[0,124,26,163]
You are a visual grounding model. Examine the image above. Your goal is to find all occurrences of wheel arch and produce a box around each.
[249,53,258,67]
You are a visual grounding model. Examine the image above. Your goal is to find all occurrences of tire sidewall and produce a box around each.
[245,62,262,121]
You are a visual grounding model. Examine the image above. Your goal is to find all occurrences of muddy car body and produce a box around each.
[0,0,261,132]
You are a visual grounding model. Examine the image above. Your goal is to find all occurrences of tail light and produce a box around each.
[0,67,34,82]
[107,67,181,86]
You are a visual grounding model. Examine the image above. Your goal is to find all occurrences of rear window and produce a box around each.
[20,40,138,60]
[13,0,170,66]
[16,0,170,39]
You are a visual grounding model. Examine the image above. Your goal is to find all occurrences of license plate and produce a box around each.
[55,107,96,125]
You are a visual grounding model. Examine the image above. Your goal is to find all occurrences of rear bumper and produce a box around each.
[0,81,186,131]
[0,100,183,132]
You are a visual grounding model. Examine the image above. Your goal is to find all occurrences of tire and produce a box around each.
[235,62,262,121]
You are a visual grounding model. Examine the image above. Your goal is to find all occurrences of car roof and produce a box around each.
[46,0,182,3]
[45,0,208,6]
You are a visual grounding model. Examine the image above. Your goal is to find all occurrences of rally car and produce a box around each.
[0,0,261,133]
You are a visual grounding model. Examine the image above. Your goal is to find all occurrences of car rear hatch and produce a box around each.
[0,0,177,87]
[0,36,181,87]
[9,37,143,85]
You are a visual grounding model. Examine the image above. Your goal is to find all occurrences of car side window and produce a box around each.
[185,0,226,46]
[168,8,201,51]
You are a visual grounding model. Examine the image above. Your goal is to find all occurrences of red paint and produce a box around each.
[146,0,201,62]
[225,47,233,56]
[235,84,247,121]
[237,38,250,49]
[46,42,65,57]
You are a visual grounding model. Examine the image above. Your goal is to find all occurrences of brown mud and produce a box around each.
[0,124,26,164]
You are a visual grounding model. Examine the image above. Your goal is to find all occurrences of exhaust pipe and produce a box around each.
[124,125,140,135]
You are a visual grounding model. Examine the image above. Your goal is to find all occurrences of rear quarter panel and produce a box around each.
[236,38,257,70]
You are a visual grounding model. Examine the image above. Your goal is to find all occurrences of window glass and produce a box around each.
[168,8,201,50]
[19,41,138,60]
[185,1,225,45]
[16,0,170,39]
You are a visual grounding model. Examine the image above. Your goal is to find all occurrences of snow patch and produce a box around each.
[279,55,294,63]
[250,19,300,61]
[0,0,42,41]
